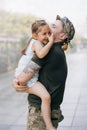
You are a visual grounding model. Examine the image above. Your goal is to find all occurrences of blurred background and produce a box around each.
[0,0,87,130]
[0,0,87,73]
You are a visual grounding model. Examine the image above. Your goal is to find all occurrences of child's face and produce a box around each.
[36,25,51,44]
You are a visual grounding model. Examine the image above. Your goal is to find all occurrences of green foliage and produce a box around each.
[0,9,40,37]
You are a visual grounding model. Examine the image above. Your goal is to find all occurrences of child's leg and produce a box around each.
[28,81,54,130]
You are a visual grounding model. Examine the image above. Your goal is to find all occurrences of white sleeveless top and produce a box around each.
[15,39,36,77]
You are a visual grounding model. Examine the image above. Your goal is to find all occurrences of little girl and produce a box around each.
[15,20,56,130]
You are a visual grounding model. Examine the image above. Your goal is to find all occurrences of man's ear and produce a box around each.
[60,33,67,40]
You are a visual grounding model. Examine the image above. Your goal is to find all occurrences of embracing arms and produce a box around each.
[13,60,41,92]
[16,60,41,83]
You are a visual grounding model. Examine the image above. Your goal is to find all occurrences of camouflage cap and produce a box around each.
[56,15,75,43]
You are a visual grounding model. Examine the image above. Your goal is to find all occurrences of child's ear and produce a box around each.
[32,33,37,39]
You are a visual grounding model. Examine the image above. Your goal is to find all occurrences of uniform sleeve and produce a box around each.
[31,54,47,67]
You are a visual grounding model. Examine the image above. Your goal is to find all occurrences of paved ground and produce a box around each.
[0,51,87,130]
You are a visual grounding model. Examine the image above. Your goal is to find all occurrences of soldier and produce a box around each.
[13,15,75,130]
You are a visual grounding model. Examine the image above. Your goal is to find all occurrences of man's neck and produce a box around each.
[54,40,63,43]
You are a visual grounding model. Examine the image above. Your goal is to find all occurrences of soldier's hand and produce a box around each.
[13,79,29,92]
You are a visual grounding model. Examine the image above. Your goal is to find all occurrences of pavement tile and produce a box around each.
[72,117,87,126]
[57,126,70,130]
[59,117,73,127]
[0,115,16,125]
[79,97,87,104]
[71,127,87,130]
[9,125,27,130]
[0,125,10,130]
[13,114,27,125]
[61,104,76,117]
[75,109,87,117]
[76,104,87,111]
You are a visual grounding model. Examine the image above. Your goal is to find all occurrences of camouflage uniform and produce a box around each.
[27,104,63,130]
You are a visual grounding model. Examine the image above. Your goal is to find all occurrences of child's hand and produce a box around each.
[48,33,54,44]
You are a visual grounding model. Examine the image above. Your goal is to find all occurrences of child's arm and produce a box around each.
[33,34,54,58]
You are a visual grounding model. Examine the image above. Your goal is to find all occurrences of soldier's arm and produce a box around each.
[17,60,41,83]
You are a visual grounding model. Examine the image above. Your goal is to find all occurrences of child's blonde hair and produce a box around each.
[21,20,48,55]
